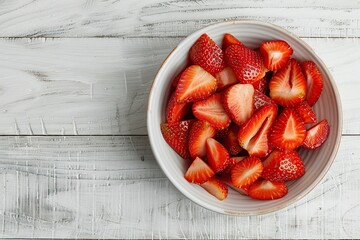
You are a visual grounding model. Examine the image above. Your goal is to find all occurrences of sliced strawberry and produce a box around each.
[160,120,194,159]
[270,108,306,151]
[231,157,264,188]
[220,156,246,175]
[225,44,265,84]
[206,138,230,173]
[260,40,293,71]
[238,105,278,157]
[269,59,307,107]
[184,156,215,184]
[262,150,305,182]
[166,92,191,123]
[192,93,231,129]
[251,77,268,94]
[296,101,317,124]
[218,173,249,195]
[201,176,228,200]
[189,120,216,159]
[248,179,288,200]
[222,83,255,125]
[215,67,238,91]
[302,61,324,106]
[222,33,245,50]
[302,119,330,150]
[254,90,276,111]
[189,34,225,75]
[171,72,182,89]
[221,124,242,155]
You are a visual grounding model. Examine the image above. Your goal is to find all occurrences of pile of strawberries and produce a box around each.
[160,33,330,201]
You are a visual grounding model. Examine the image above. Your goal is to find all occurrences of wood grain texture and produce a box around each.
[0,37,357,135]
[0,0,360,38]
[0,135,358,238]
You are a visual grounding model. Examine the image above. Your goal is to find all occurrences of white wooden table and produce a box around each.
[0,1,359,239]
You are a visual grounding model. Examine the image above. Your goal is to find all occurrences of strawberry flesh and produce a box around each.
[189,120,216,159]
[222,33,245,50]
[206,138,230,173]
[296,101,317,124]
[166,92,191,123]
[201,176,228,200]
[221,124,242,156]
[184,156,215,184]
[231,157,264,188]
[302,61,324,106]
[302,119,330,150]
[248,179,288,200]
[215,67,238,91]
[260,40,293,71]
[251,77,268,94]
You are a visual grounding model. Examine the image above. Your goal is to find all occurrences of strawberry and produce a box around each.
[296,101,317,124]
[184,156,215,184]
[301,61,324,106]
[222,33,244,50]
[192,93,231,129]
[218,172,249,195]
[189,33,225,75]
[238,105,278,157]
[166,92,191,123]
[225,44,265,84]
[206,138,230,173]
[260,40,293,71]
[215,67,238,91]
[220,156,246,175]
[253,90,276,111]
[189,120,216,159]
[302,119,330,150]
[269,59,307,107]
[231,157,264,188]
[269,108,306,151]
[248,179,288,200]
[221,124,242,156]
[176,65,217,103]
[171,72,182,89]
[216,127,229,140]
[222,84,255,125]
[161,120,194,159]
[251,77,268,94]
[201,176,228,200]
[262,150,305,182]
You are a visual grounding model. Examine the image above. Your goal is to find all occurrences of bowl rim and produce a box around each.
[147,20,343,215]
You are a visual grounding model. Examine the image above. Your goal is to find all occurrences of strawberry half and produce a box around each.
[221,124,242,156]
[166,92,191,123]
[218,172,249,195]
[206,138,230,173]
[269,59,307,107]
[222,33,244,50]
[189,120,216,159]
[270,108,306,151]
[225,44,265,84]
[251,77,268,94]
[262,150,305,182]
[231,157,264,188]
[201,176,228,200]
[254,90,276,111]
[260,40,293,71]
[215,67,238,91]
[248,179,288,200]
[193,93,231,129]
[184,156,215,184]
[296,101,317,124]
[176,65,217,103]
[189,33,225,75]
[302,61,324,106]
[161,120,194,159]
[302,119,330,150]
[238,105,278,157]
[222,83,255,125]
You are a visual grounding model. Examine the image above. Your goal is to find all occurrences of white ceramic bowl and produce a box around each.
[147,20,342,215]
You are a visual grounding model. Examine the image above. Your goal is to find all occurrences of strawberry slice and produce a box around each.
[225,44,265,84]
[189,33,225,75]
[222,84,255,125]
[302,61,324,106]
[251,77,268,94]
[222,33,244,50]
[189,121,216,159]
[238,105,278,157]
[262,150,305,182]
[220,156,246,175]
[269,59,307,107]
[192,93,231,129]
[260,40,293,71]
[254,90,276,111]
[171,72,182,89]
[215,67,238,91]
[176,65,217,103]
[161,120,194,159]
[221,124,242,156]
[184,156,215,184]
[231,157,264,188]
[270,108,306,151]
[302,119,330,150]
[296,101,317,124]
[201,176,228,200]
[206,138,230,173]
[218,172,249,195]
[166,92,191,123]
[248,179,288,200]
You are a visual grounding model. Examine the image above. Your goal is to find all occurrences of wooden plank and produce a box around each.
[0,135,358,238]
[0,0,359,38]
[0,37,357,135]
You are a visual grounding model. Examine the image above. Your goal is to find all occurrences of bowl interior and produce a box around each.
[148,21,342,215]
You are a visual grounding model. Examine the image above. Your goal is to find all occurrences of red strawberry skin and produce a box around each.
[296,101,317,124]
[302,119,330,150]
[206,138,230,173]
[215,67,238,91]
[254,90,276,111]
[260,40,293,71]
[231,157,264,188]
[189,33,225,75]
[251,77,268,94]
[222,33,244,50]
[161,120,194,159]
[201,176,228,200]
[221,124,242,156]
[166,92,191,123]
[189,120,217,159]
[184,157,215,184]
[248,179,288,200]
[302,61,324,106]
